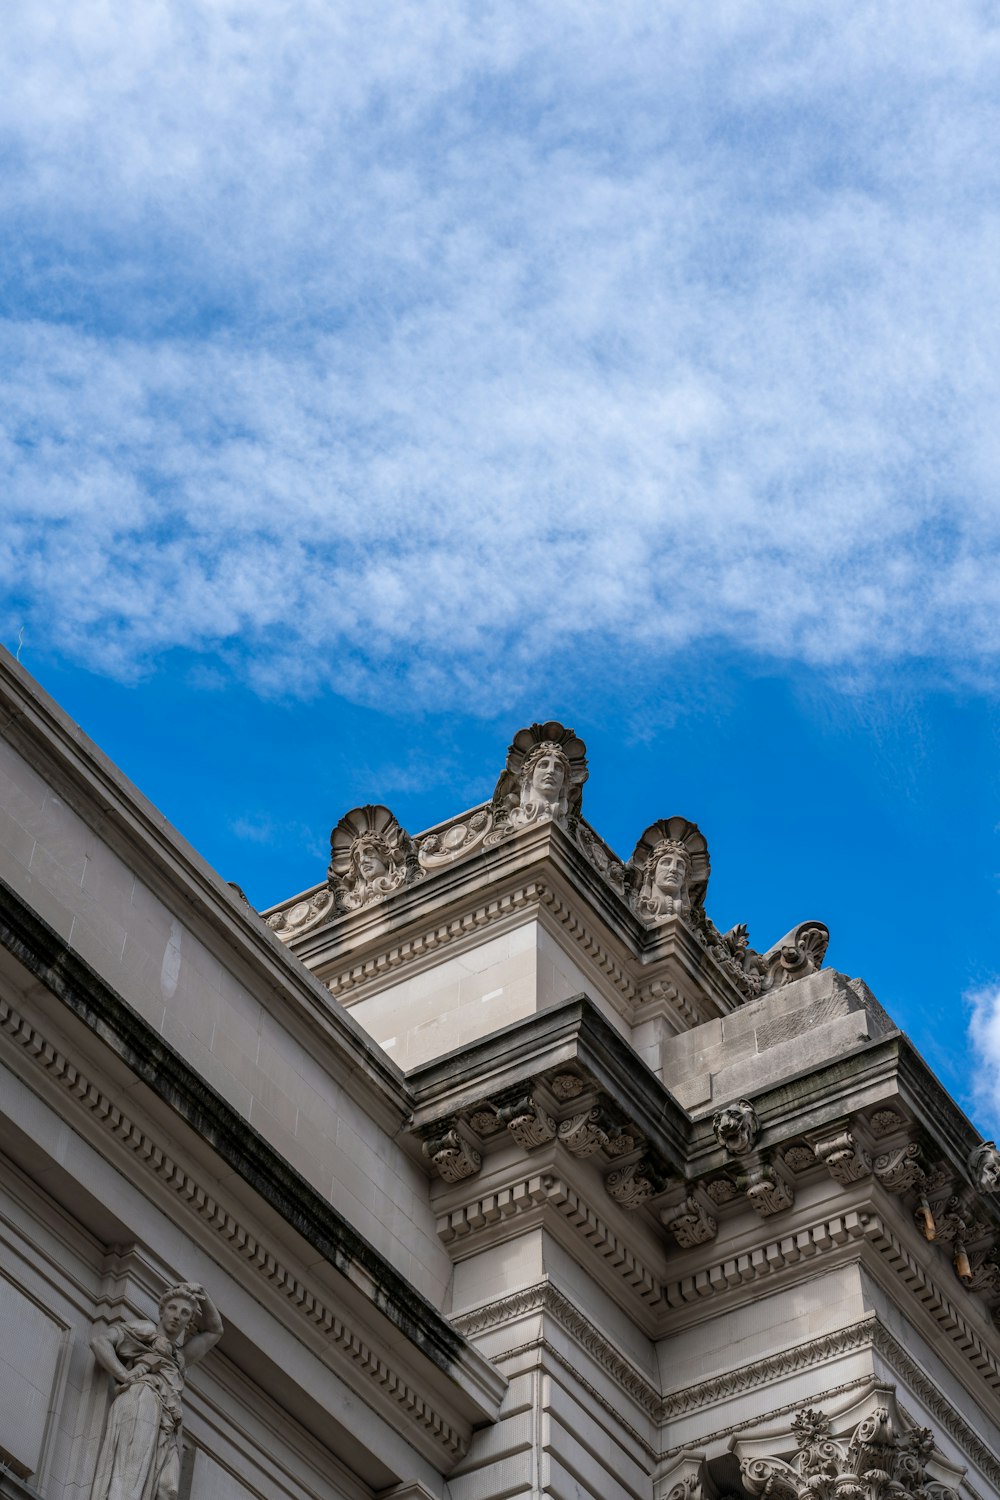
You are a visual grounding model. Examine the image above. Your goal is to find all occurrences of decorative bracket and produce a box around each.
[661,1195,718,1248]
[422,1123,482,1183]
[605,1154,672,1210]
[812,1129,872,1185]
[493,1090,558,1149]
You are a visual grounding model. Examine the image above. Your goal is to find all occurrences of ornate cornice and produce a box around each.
[324,878,643,1020]
[438,1170,665,1309]
[455,1280,999,1483]
[0,991,474,1461]
[862,1210,1000,1391]
[453,1280,662,1418]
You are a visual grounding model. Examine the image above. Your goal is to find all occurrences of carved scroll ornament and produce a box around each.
[266,888,335,939]
[89,1283,223,1500]
[417,807,493,868]
[422,1125,482,1182]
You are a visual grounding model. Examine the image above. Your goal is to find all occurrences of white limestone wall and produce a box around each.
[0,731,450,1304]
[344,918,625,1070]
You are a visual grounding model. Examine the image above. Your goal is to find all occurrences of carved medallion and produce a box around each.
[417,808,493,869]
[266,887,335,940]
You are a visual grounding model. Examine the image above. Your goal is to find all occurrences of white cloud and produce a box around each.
[966,983,1000,1138]
[3,5,1000,704]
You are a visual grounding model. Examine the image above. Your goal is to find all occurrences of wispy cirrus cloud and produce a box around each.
[3,5,1000,705]
[967,982,1000,1138]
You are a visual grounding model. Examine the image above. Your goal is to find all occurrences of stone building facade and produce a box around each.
[0,650,997,1500]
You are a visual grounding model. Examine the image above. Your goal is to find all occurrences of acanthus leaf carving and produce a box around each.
[604,1155,672,1210]
[813,1129,872,1185]
[576,821,625,892]
[755,921,830,990]
[739,1163,794,1217]
[494,1091,557,1149]
[558,1106,610,1158]
[422,1124,482,1183]
[738,1397,958,1500]
[928,1193,990,1245]
[660,1195,718,1249]
[873,1142,925,1195]
[966,1245,1000,1296]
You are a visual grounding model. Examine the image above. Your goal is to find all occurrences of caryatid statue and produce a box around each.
[89,1281,223,1500]
[327,804,420,913]
[492,721,589,834]
[626,816,709,923]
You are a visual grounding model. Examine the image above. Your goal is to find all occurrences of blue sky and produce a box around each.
[2,6,999,1129]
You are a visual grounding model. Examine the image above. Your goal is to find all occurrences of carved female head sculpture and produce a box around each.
[327,804,419,913]
[492,721,589,833]
[157,1284,201,1342]
[968,1140,1000,1192]
[626,816,709,923]
[713,1099,760,1156]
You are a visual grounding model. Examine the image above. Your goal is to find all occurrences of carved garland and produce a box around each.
[0,996,466,1458]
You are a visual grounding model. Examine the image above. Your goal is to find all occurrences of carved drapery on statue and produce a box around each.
[89,1282,223,1500]
[489,721,588,838]
[327,804,421,913]
[626,817,709,923]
